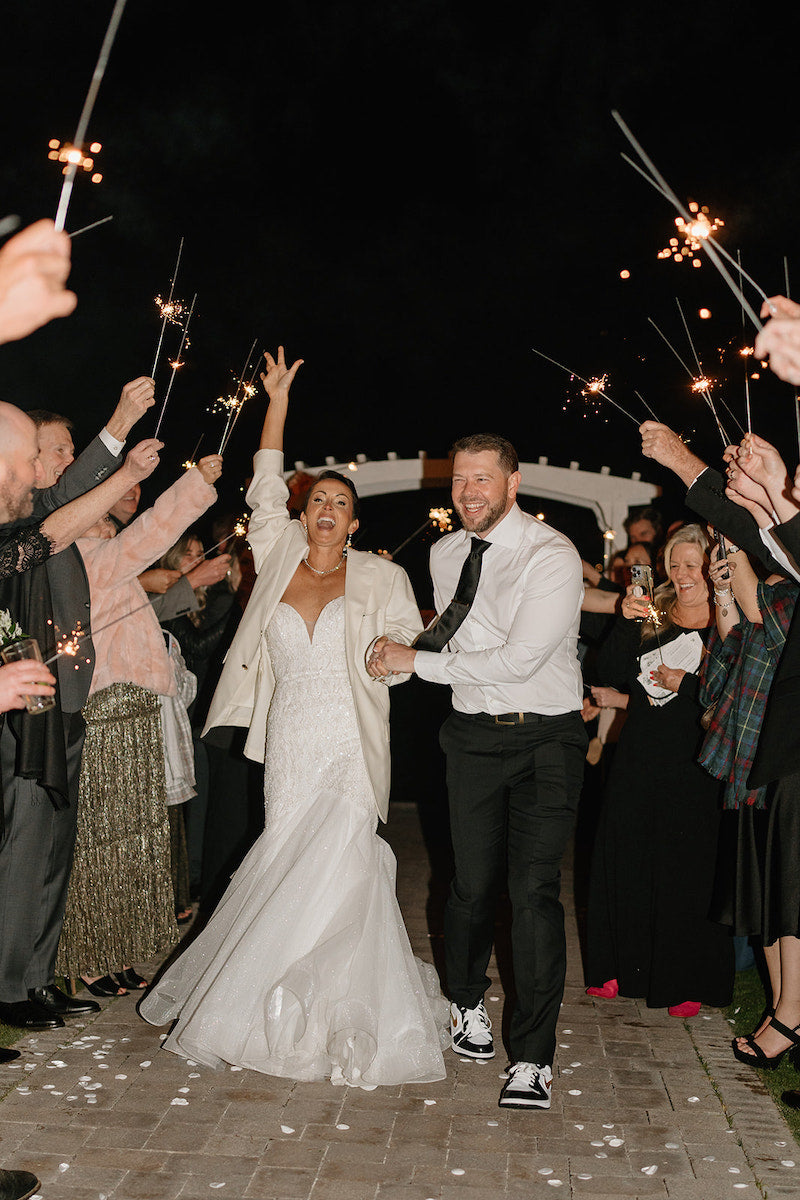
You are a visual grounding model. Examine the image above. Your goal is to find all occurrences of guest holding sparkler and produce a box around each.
[696,540,797,1030]
[585,524,734,1015]
[0,397,165,1031]
[754,295,800,387]
[55,456,221,997]
[108,485,232,620]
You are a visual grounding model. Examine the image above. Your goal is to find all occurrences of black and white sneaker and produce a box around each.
[450,1000,495,1059]
[498,1061,553,1109]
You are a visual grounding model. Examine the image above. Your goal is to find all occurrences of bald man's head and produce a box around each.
[0,402,41,523]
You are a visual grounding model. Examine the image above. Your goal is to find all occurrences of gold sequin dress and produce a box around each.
[56,682,177,978]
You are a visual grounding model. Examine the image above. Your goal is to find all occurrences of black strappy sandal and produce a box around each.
[732,1016,800,1070]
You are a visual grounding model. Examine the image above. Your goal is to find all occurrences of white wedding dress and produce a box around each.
[141,597,448,1086]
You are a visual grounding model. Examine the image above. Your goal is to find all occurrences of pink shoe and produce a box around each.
[668,1001,701,1018]
[586,978,619,999]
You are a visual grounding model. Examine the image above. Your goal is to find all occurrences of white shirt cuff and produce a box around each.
[99,426,125,457]
[414,649,451,684]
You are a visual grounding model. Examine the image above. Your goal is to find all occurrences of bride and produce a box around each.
[140,348,448,1087]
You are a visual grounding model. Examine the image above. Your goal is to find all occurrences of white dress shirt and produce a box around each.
[414,504,584,715]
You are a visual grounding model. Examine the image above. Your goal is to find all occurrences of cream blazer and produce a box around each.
[203,449,423,823]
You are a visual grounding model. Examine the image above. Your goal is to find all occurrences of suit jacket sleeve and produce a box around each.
[685,467,783,574]
[32,434,121,517]
[770,511,800,566]
[148,575,197,621]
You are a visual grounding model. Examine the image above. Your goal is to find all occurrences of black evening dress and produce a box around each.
[585,616,734,1009]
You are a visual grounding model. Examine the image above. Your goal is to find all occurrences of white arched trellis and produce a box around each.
[289,453,659,557]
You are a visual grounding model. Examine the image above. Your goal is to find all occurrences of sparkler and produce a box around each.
[217,339,260,455]
[44,517,251,667]
[153,293,196,440]
[612,110,764,332]
[647,314,732,447]
[68,214,113,239]
[391,507,454,558]
[531,348,642,427]
[150,237,185,379]
[53,0,128,232]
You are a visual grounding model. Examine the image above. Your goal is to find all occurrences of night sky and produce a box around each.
[3,1,800,565]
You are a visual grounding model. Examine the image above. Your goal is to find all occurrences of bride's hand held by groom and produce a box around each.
[366,636,416,679]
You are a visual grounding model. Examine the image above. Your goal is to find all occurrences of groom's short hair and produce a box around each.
[450,433,519,476]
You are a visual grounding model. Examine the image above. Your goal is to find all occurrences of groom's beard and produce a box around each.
[453,494,507,535]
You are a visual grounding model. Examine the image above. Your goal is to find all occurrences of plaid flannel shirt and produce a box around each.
[698,579,798,809]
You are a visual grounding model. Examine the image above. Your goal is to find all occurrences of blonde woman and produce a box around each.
[584,524,734,1016]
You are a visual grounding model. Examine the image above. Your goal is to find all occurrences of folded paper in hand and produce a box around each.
[638,630,704,707]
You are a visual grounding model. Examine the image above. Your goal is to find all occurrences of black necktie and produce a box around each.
[414,537,491,652]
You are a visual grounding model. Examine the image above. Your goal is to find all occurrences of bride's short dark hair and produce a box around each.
[301,470,360,520]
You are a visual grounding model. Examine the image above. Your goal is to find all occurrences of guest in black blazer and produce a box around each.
[0,381,161,1031]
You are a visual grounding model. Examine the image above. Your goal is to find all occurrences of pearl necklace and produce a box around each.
[303,552,345,577]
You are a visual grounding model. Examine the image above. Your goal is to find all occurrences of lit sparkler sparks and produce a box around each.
[150,237,185,380]
[217,339,260,455]
[612,110,765,331]
[391,507,454,557]
[657,201,724,268]
[53,0,128,232]
[153,293,196,439]
[531,348,644,427]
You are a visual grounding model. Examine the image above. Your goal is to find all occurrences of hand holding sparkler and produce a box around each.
[723,453,775,530]
[137,568,181,595]
[0,219,76,344]
[122,437,164,483]
[731,433,799,524]
[754,295,800,387]
[105,376,156,442]
[639,421,707,487]
[195,454,223,486]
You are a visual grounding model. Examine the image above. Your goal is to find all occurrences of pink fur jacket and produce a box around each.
[77,467,217,698]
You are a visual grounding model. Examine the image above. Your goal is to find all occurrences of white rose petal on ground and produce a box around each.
[487,1121,499,1127]
[568,1089,582,1096]
[423,1099,436,1105]
[115,1074,127,1081]
[781,1160,796,1167]
[538,1168,553,1175]
[57,1164,69,1173]
[450,1169,465,1176]
[280,1126,295,1134]
[171,1097,189,1106]
[139,1061,151,1068]
[687,1096,699,1103]
[641,1165,658,1176]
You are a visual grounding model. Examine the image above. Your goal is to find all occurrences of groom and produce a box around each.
[369,433,586,1109]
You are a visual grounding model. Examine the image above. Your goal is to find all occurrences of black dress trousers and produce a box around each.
[440,707,586,1067]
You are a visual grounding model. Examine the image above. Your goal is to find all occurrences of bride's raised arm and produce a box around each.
[259,346,304,451]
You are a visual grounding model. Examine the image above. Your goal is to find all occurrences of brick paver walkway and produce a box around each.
[1,802,798,1199]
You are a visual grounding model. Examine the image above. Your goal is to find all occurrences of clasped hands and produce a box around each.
[366,636,417,679]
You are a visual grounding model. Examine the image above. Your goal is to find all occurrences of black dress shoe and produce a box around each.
[0,1169,40,1200]
[0,1048,20,1063]
[0,999,64,1030]
[28,985,100,1017]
